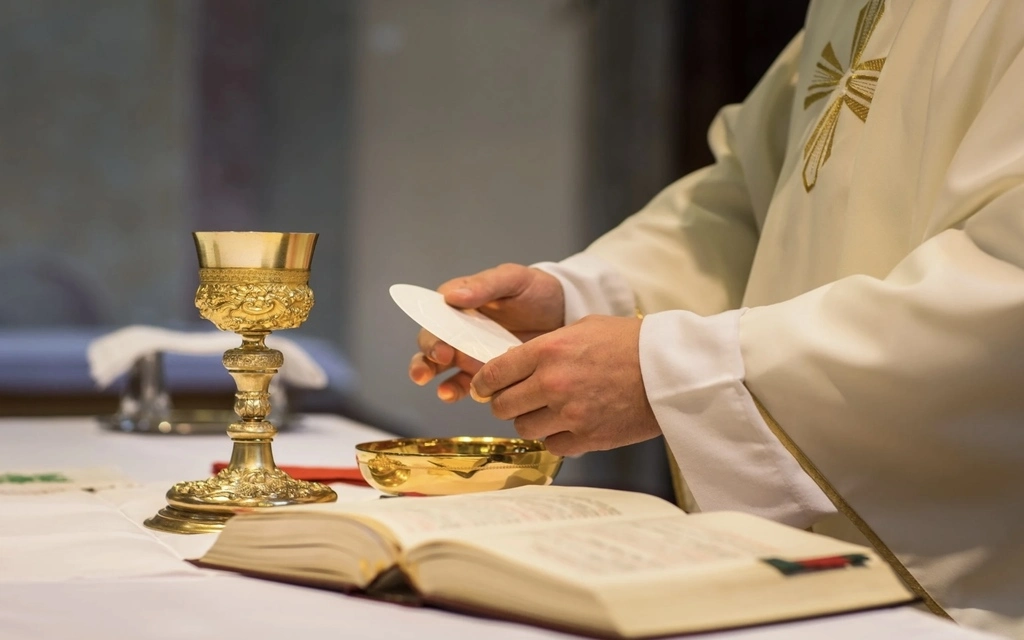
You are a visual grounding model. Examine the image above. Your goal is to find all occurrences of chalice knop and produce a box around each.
[144,232,337,534]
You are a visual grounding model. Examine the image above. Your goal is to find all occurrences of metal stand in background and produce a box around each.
[104,353,290,436]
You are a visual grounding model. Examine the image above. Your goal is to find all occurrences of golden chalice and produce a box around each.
[144,232,337,534]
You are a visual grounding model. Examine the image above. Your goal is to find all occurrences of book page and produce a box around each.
[321,485,682,547]
[500,515,776,576]
[409,511,912,637]
[433,511,871,581]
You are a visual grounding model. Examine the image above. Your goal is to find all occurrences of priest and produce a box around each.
[408,1,1024,636]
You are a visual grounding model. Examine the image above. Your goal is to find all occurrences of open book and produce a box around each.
[196,485,915,639]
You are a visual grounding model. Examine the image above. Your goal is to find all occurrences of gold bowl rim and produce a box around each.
[355,436,556,457]
[193,231,319,270]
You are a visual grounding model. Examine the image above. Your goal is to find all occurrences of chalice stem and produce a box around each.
[226,440,277,473]
[224,333,281,443]
[224,333,281,474]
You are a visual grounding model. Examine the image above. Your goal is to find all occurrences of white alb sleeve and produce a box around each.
[536,254,835,529]
[642,308,835,528]
[532,253,636,322]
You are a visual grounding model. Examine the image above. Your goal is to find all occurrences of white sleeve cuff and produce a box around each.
[532,253,637,323]
[641,308,836,529]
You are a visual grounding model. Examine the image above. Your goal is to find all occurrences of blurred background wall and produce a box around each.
[0,0,808,498]
[0,0,195,327]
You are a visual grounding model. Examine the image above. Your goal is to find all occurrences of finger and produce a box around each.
[512,407,562,441]
[416,328,485,374]
[417,330,454,366]
[451,351,484,376]
[543,430,588,457]
[470,344,537,400]
[470,385,490,403]
[489,376,546,421]
[437,370,473,403]
[409,352,439,386]
[438,263,531,309]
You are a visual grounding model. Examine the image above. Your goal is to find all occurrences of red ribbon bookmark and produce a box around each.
[762,553,870,576]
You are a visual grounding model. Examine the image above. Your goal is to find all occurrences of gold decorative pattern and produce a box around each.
[171,466,336,505]
[366,454,407,475]
[222,348,284,371]
[226,419,274,434]
[233,391,272,421]
[747,391,951,619]
[802,0,887,191]
[195,281,314,333]
[199,267,310,284]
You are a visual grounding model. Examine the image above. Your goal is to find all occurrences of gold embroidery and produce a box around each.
[802,0,887,191]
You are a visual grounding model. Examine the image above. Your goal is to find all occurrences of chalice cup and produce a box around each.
[144,232,337,534]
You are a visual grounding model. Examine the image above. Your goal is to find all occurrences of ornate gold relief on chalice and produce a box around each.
[144,232,337,534]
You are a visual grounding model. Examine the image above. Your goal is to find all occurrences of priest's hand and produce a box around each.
[409,263,566,402]
[469,315,661,456]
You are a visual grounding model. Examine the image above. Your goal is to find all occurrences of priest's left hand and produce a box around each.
[470,315,661,456]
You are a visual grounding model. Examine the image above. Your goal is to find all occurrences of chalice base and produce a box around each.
[144,440,337,534]
[144,506,232,535]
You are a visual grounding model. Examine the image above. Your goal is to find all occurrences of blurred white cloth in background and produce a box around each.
[87,325,328,390]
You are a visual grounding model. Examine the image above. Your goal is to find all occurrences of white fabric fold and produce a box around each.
[87,325,328,389]
[532,253,637,322]
[641,308,834,529]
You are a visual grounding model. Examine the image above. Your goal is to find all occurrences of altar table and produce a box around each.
[0,416,1001,640]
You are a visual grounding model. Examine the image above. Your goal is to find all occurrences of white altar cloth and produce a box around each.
[0,416,1002,640]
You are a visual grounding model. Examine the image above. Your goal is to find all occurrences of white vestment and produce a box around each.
[537,1,1024,636]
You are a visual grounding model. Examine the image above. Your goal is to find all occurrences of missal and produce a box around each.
[194,485,915,639]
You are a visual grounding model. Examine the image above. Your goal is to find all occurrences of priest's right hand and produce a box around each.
[409,263,565,403]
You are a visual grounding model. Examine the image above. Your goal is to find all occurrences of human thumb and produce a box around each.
[439,264,531,309]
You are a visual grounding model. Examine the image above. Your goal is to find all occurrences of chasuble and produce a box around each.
[537,0,1024,636]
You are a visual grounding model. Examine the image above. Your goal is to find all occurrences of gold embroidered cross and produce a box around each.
[802,0,887,192]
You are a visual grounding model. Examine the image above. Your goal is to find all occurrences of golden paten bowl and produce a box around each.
[355,437,563,496]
